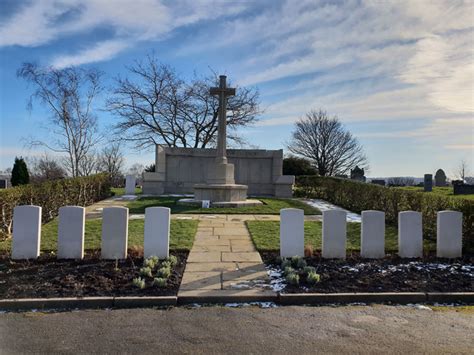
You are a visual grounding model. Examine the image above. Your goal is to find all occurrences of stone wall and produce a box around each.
[142,145,294,197]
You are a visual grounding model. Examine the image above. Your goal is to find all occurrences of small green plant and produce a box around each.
[139,266,153,278]
[161,260,172,269]
[143,258,156,269]
[167,255,178,266]
[132,277,146,289]
[153,277,167,288]
[150,255,159,264]
[157,267,171,278]
[306,272,321,285]
[281,258,292,269]
[285,272,300,286]
[303,266,317,275]
[291,256,306,269]
[283,266,295,276]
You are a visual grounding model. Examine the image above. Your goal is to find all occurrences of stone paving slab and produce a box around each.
[221,252,263,262]
[179,219,275,297]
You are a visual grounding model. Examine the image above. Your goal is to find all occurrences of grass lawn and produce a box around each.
[0,219,198,253]
[396,186,474,201]
[246,220,436,252]
[111,186,142,196]
[126,196,320,215]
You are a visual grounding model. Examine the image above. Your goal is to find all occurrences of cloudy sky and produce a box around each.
[0,0,473,177]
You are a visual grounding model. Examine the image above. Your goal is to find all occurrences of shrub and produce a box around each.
[157,267,171,278]
[143,258,157,269]
[140,267,153,278]
[153,277,167,288]
[306,272,321,285]
[291,256,307,269]
[132,277,146,289]
[167,255,178,267]
[281,258,292,269]
[0,173,110,240]
[285,272,300,285]
[161,260,172,269]
[296,175,474,252]
[283,266,295,276]
[303,266,317,275]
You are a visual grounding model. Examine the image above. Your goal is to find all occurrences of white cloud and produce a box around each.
[0,0,249,67]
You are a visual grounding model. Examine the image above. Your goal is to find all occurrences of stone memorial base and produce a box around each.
[178,198,263,208]
[180,183,263,208]
[194,183,247,202]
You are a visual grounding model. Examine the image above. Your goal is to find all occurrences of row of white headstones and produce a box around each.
[280,209,463,259]
[11,205,463,260]
[11,206,170,260]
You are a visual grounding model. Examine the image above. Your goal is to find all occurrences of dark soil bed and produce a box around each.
[261,251,474,293]
[0,250,188,298]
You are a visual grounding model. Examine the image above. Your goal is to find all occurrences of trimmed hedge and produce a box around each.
[295,176,473,252]
[0,174,111,239]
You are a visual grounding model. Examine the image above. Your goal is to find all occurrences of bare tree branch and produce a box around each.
[17,63,103,177]
[106,55,261,150]
[287,109,368,176]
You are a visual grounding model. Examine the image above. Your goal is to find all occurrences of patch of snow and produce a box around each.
[301,199,361,222]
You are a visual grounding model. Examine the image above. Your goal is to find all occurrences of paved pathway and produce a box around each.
[178,215,276,299]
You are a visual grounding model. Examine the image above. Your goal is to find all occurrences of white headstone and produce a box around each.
[101,207,128,259]
[437,211,462,258]
[144,207,170,258]
[202,200,210,209]
[12,205,42,259]
[125,175,136,195]
[361,210,385,258]
[58,206,85,259]
[280,208,304,257]
[322,210,346,259]
[398,211,423,258]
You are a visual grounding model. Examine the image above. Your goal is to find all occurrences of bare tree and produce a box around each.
[455,160,469,182]
[97,144,125,185]
[106,55,260,149]
[17,63,103,177]
[29,154,66,183]
[288,110,368,176]
[78,153,98,176]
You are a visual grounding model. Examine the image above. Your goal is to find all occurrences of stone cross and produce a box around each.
[210,75,235,164]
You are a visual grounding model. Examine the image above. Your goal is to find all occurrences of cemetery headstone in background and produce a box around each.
[0,179,7,189]
[423,174,433,192]
[434,169,447,187]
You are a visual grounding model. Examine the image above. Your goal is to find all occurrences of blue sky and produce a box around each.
[0,0,473,177]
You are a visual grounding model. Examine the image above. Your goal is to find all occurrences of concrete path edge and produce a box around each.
[1,293,473,311]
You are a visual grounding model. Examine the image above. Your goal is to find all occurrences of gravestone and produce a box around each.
[280,208,304,257]
[398,211,423,258]
[350,166,366,182]
[58,206,85,259]
[101,207,129,259]
[125,175,136,195]
[144,207,170,258]
[423,174,432,192]
[0,179,7,189]
[322,210,347,259]
[12,205,42,259]
[437,211,462,258]
[361,210,385,258]
[434,169,447,187]
[453,180,474,195]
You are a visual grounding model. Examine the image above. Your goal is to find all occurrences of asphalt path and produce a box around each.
[1,305,473,354]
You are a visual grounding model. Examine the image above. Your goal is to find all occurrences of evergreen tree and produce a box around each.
[11,157,30,186]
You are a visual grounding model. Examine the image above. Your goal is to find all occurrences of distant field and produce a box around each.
[395,186,474,201]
